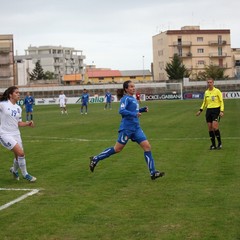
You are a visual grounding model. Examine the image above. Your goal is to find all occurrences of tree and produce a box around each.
[165,54,190,80]
[30,61,45,80]
[191,64,229,81]
[204,64,228,80]
[44,71,55,80]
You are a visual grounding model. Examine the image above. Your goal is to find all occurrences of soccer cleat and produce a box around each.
[217,144,222,150]
[151,171,165,180]
[24,174,37,182]
[209,145,216,150]
[10,167,20,181]
[89,157,97,172]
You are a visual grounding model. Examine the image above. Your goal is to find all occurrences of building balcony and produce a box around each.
[54,62,62,66]
[208,40,227,45]
[183,52,192,57]
[209,52,227,58]
[78,55,86,60]
[0,47,11,53]
[178,52,192,58]
[52,54,64,58]
[185,65,193,70]
[173,41,192,46]
[213,63,228,68]
[0,72,12,77]
[0,58,12,65]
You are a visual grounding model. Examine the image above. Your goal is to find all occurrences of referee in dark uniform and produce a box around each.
[196,78,224,150]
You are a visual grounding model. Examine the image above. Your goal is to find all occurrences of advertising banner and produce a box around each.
[183,92,204,99]
[145,93,182,101]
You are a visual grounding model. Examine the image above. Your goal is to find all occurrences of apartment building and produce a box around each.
[232,48,240,79]
[0,34,14,87]
[152,26,233,81]
[15,45,86,83]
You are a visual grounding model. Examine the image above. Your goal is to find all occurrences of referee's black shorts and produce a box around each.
[205,107,220,123]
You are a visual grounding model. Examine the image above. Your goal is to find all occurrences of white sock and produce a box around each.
[18,156,28,177]
[13,158,19,172]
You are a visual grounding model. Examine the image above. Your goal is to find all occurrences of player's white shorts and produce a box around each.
[60,102,66,108]
[0,134,23,150]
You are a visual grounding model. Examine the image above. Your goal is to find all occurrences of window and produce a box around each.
[178,48,182,56]
[158,39,163,45]
[218,47,222,56]
[197,37,203,42]
[197,49,204,53]
[177,37,182,45]
[158,50,163,56]
[159,62,164,70]
[219,59,223,67]
[197,60,205,65]
[218,35,222,44]
[236,60,240,66]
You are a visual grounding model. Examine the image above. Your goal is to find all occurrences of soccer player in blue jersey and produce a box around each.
[81,89,89,114]
[0,86,36,182]
[24,92,34,121]
[89,80,165,180]
[104,90,112,110]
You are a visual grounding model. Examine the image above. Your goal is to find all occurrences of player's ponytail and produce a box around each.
[0,86,18,101]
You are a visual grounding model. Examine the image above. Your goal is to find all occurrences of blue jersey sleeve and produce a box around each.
[119,97,137,117]
[139,107,147,113]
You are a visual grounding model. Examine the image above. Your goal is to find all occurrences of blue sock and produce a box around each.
[94,147,116,163]
[144,151,156,175]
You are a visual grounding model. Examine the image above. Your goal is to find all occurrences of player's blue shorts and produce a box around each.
[117,128,147,145]
[26,106,33,113]
[82,102,88,106]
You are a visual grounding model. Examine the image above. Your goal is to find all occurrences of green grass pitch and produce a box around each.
[0,99,240,240]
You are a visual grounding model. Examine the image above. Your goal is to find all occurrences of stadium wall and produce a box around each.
[1,79,240,101]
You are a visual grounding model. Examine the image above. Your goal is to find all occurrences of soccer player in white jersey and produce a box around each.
[0,86,36,182]
[58,91,67,114]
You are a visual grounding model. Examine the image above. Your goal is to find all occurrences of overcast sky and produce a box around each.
[1,0,239,70]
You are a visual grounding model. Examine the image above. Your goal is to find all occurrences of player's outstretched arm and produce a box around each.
[18,121,35,127]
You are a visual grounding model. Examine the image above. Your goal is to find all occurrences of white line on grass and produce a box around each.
[0,188,40,211]
[24,136,240,142]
